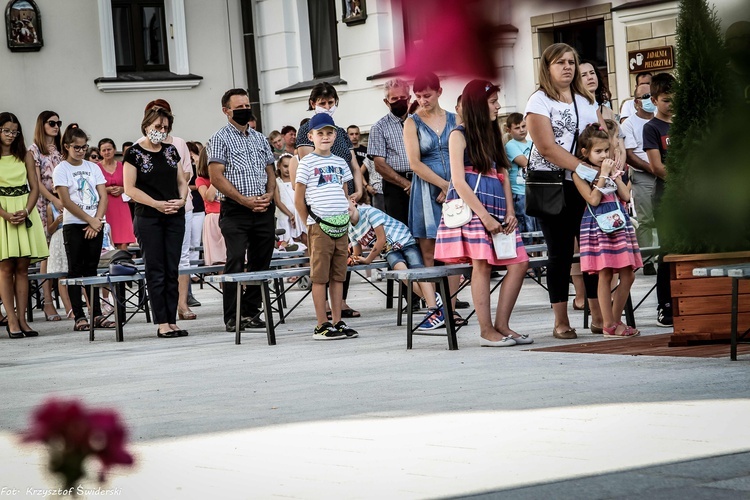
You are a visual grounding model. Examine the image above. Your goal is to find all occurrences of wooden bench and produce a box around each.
[693,262,750,360]
[60,273,148,342]
[205,261,390,345]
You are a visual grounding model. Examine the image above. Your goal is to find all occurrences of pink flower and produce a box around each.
[20,398,134,488]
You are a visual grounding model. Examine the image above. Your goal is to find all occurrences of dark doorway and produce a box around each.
[540,20,608,87]
[240,0,263,131]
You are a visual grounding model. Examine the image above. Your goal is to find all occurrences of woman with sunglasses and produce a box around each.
[0,112,49,338]
[28,111,65,321]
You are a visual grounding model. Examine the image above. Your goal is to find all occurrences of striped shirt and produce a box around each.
[367,112,411,173]
[348,205,415,255]
[295,152,353,225]
[207,123,275,199]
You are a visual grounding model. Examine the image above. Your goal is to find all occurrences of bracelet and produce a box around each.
[24,208,29,217]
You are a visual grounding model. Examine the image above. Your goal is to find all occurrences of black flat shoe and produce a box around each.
[156,329,180,338]
[175,330,189,337]
[6,325,24,339]
[21,329,39,337]
[241,317,266,329]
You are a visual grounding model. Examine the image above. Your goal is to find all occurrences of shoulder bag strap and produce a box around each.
[472,173,482,193]
[570,87,580,154]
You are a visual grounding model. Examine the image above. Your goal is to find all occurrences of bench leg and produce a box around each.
[89,284,95,342]
[732,278,738,361]
[261,282,276,346]
[386,278,394,309]
[275,278,285,324]
[235,284,242,345]
[115,283,125,342]
[624,294,636,328]
[406,280,414,349]
[396,282,404,327]
[438,277,458,350]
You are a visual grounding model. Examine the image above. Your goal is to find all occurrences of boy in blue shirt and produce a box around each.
[504,113,536,241]
[348,199,444,330]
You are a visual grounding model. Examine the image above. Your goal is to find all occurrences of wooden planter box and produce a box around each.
[664,251,750,346]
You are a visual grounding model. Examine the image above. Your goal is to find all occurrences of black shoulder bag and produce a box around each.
[525,90,580,217]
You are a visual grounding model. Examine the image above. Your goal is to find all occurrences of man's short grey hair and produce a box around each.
[383,79,410,98]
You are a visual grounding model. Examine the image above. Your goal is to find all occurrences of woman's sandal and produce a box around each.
[602,323,640,338]
[341,308,361,318]
[453,312,468,327]
[178,310,197,320]
[43,302,61,321]
[74,318,90,331]
[93,316,116,329]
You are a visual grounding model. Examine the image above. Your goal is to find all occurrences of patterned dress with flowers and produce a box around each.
[434,127,528,266]
[29,142,62,238]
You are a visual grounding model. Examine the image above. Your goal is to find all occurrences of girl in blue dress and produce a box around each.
[404,72,462,322]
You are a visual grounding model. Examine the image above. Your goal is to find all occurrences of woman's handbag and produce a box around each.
[492,230,518,260]
[588,203,627,234]
[442,174,482,228]
[525,169,565,217]
[525,88,580,217]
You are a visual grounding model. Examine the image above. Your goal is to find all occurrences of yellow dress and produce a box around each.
[0,155,49,263]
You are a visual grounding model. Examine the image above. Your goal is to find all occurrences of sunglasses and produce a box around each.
[47,120,63,128]
[89,154,102,160]
[639,94,652,100]
[71,144,89,152]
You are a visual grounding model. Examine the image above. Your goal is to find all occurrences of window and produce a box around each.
[112,0,169,72]
[307,0,340,78]
[553,20,607,70]
[402,1,426,55]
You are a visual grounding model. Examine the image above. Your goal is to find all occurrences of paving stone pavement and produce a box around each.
[0,271,748,499]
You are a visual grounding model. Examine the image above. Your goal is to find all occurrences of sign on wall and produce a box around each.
[628,46,674,73]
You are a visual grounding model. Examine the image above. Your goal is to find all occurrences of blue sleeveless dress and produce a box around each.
[408,112,457,239]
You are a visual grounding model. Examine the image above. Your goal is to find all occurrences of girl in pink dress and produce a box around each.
[573,124,642,338]
[97,138,135,248]
[434,80,530,347]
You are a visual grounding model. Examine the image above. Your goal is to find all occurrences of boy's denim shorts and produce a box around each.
[385,244,425,269]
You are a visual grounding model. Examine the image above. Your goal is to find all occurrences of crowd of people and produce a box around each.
[0,41,672,345]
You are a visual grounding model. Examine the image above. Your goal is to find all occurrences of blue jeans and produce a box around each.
[513,193,537,243]
[385,244,425,269]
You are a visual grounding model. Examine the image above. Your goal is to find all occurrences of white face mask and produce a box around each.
[147,129,167,144]
[314,104,337,117]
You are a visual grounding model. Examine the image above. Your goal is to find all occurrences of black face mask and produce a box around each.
[232,108,253,126]
[389,98,409,118]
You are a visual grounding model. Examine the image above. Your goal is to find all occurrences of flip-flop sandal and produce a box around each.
[93,316,116,329]
[74,319,90,331]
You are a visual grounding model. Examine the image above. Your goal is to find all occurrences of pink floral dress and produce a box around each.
[29,143,62,239]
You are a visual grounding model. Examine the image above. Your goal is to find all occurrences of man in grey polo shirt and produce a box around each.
[208,88,276,331]
[368,78,412,225]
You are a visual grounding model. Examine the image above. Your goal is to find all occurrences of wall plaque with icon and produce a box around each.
[5,0,43,52]
[628,46,674,73]
[342,0,366,26]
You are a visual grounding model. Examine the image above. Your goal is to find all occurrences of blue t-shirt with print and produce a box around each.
[505,139,533,196]
[348,205,415,256]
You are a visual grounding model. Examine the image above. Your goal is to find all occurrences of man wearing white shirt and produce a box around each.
[621,83,657,273]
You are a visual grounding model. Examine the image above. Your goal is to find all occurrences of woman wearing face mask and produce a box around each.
[295,82,364,319]
[137,99,199,321]
[123,106,189,339]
